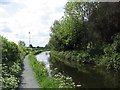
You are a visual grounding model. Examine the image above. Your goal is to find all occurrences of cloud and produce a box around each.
[0,0,25,17]
[15,33,27,39]
[37,31,49,37]
[0,0,67,47]
[0,0,11,5]
[1,26,12,33]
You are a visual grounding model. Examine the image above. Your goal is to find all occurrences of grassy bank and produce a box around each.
[32,49,43,55]
[50,49,120,72]
[28,53,79,88]
[29,54,57,88]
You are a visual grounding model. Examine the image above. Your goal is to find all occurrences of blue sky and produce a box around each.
[0,0,67,47]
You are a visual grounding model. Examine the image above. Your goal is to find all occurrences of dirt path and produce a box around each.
[18,55,39,88]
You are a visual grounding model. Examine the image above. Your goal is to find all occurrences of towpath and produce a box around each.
[18,55,39,88]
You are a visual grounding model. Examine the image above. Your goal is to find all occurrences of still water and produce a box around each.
[36,51,120,88]
[36,51,51,77]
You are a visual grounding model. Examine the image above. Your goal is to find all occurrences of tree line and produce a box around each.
[48,2,120,71]
[48,2,120,52]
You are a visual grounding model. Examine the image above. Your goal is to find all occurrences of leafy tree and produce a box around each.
[29,44,33,48]
[87,2,120,43]
[48,1,120,53]
[49,2,88,51]
[18,40,26,46]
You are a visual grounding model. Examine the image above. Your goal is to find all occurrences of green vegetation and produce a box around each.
[29,53,80,88]
[1,1,120,89]
[48,2,120,72]
[50,48,120,72]
[26,45,47,55]
[32,48,43,55]
[1,36,27,89]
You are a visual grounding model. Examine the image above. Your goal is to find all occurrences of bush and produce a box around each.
[18,45,27,60]
[99,44,120,71]
[50,33,120,72]
[1,36,26,89]
[2,38,19,64]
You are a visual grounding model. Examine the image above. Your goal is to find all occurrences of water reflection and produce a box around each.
[49,56,120,88]
[36,51,51,77]
[36,51,120,88]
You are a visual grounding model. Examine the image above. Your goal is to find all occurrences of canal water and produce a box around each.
[36,51,120,88]
[36,51,51,77]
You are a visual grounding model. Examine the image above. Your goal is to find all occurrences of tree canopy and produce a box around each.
[48,2,120,51]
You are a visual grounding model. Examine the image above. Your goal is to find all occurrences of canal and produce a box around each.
[36,51,120,88]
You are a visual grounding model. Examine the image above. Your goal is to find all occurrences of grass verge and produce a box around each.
[28,53,59,88]
[28,53,79,88]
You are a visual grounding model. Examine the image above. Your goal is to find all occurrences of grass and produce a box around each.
[28,53,79,88]
[28,54,59,88]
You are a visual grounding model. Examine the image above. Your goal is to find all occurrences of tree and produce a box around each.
[87,2,120,43]
[48,2,88,51]
[48,1,120,52]
[29,44,33,48]
[18,40,25,46]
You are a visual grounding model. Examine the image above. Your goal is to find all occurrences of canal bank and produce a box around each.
[50,51,120,88]
[28,51,120,88]
[29,51,78,88]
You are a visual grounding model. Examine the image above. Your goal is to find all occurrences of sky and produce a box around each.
[0,0,67,47]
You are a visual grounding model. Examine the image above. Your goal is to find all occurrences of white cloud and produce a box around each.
[0,0,67,47]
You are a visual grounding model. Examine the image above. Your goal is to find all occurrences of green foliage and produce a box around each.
[1,36,27,89]
[18,40,25,46]
[2,63,20,89]
[50,42,120,71]
[48,2,87,51]
[48,1,120,72]
[32,49,43,55]
[29,54,57,88]
[10,62,22,77]
[98,34,120,71]
[26,47,44,55]
[29,54,78,88]
[18,45,27,60]
[88,2,120,43]
[48,2,101,51]
[50,50,95,71]
[49,2,120,51]
[113,33,120,52]
[29,44,33,48]
[53,72,76,88]
[2,37,19,64]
